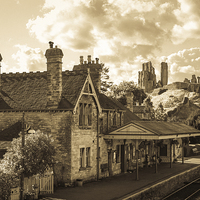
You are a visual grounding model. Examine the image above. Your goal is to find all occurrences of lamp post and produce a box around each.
[20,112,25,200]
[0,53,2,90]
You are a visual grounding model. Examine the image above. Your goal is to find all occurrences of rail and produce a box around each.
[162,177,200,200]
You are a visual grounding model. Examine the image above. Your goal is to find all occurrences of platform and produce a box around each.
[42,155,200,200]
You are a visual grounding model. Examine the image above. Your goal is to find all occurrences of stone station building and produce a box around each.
[1,42,200,186]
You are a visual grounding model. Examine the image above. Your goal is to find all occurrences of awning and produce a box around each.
[103,121,200,140]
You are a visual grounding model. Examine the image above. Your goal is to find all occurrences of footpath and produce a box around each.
[42,156,200,200]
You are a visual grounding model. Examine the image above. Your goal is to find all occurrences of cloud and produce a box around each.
[25,0,200,84]
[27,0,176,59]
[11,45,46,72]
[162,48,200,83]
[171,0,200,44]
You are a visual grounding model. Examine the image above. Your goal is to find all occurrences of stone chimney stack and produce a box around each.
[88,55,91,64]
[80,56,84,64]
[73,56,102,92]
[45,41,64,109]
[126,92,134,112]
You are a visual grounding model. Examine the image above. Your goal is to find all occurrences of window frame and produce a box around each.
[79,103,93,128]
[86,147,91,167]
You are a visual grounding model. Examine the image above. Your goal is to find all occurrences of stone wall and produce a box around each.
[126,165,200,200]
[70,94,98,182]
[0,111,72,185]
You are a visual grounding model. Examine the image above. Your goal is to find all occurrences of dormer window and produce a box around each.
[79,103,92,127]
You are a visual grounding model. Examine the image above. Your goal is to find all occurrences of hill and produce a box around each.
[149,88,200,121]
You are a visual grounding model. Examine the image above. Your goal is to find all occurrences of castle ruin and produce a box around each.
[138,61,156,93]
[138,61,168,93]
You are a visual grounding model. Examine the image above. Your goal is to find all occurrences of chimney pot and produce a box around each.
[92,60,95,64]
[84,61,87,64]
[95,58,99,64]
[49,41,54,48]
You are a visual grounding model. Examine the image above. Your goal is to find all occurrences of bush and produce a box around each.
[0,131,55,177]
[0,171,18,200]
[0,131,56,198]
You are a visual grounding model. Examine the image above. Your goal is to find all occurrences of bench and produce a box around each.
[192,148,200,155]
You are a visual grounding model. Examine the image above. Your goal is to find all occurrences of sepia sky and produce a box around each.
[1,0,200,84]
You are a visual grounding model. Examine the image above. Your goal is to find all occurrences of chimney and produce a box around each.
[88,55,91,64]
[197,77,200,83]
[45,41,64,109]
[80,56,83,64]
[126,92,134,112]
[95,58,99,64]
[73,56,102,92]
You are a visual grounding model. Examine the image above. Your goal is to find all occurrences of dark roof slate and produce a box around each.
[134,121,200,135]
[133,106,145,113]
[0,71,142,123]
[0,121,22,141]
[98,93,141,122]
[0,72,87,110]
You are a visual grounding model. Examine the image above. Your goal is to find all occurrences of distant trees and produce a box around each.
[105,81,147,106]
[143,97,168,121]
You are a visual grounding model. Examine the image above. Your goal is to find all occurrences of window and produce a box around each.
[112,112,117,126]
[116,145,121,163]
[160,144,167,156]
[79,103,92,126]
[86,147,90,167]
[80,148,85,168]
[80,147,91,169]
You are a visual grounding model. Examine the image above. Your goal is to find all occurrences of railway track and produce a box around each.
[162,177,200,200]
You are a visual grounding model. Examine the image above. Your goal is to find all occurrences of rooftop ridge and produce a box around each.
[1,69,89,81]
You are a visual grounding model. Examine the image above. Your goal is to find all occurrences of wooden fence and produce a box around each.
[24,172,54,195]
[39,173,54,194]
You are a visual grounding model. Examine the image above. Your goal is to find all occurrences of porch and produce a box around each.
[103,120,200,178]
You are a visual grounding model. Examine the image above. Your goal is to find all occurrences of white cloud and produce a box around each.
[25,0,200,85]
[164,48,200,83]
[171,0,200,44]
[11,45,46,72]
[26,0,172,60]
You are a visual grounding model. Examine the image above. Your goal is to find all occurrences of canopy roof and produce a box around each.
[104,121,200,140]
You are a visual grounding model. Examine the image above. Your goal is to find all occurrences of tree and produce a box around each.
[0,130,56,199]
[0,131,55,176]
[100,64,113,93]
[143,97,155,120]
[106,81,147,105]
[154,103,167,121]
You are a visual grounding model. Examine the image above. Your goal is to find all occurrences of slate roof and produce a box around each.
[0,121,22,141]
[98,93,141,122]
[104,120,200,140]
[133,106,145,113]
[0,71,141,123]
[0,72,87,110]
[134,121,200,136]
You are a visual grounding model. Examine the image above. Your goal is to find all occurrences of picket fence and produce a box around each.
[24,172,54,194]
[11,172,54,200]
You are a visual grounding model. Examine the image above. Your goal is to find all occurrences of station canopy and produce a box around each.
[104,121,200,140]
